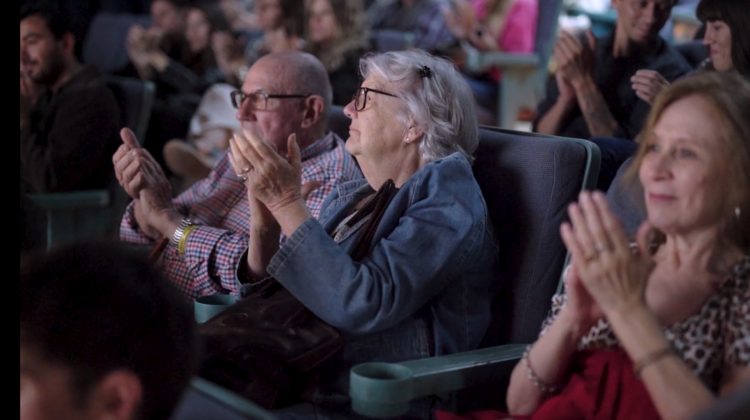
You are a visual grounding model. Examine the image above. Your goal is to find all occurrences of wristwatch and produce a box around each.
[170,217,196,248]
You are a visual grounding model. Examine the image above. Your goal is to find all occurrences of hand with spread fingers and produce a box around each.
[560,191,656,317]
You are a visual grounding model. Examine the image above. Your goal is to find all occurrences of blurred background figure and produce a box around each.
[306,0,370,106]
[631,0,750,106]
[21,242,195,420]
[368,0,458,53]
[162,83,240,192]
[128,0,232,172]
[21,1,121,193]
[213,0,306,86]
[443,0,539,124]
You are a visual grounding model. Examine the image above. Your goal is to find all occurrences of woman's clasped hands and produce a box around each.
[560,191,657,320]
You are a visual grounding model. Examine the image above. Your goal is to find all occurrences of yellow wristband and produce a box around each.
[177,224,198,255]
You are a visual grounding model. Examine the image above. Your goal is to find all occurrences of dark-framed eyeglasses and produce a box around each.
[352,86,399,111]
[230,90,311,110]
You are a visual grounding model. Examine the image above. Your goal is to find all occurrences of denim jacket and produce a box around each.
[267,152,499,408]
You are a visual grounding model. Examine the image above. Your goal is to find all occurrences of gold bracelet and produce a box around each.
[633,347,674,377]
[177,224,198,255]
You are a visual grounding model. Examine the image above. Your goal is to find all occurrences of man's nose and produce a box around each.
[343,99,357,120]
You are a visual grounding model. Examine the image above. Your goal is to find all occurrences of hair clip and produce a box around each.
[418,65,433,79]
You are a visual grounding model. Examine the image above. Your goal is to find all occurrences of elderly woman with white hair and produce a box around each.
[230,49,498,414]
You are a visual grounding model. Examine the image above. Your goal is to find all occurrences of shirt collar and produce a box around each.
[300,131,338,161]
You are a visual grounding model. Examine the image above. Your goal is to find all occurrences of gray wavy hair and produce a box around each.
[360,49,479,162]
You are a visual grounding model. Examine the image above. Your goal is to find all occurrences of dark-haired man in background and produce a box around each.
[21,2,121,192]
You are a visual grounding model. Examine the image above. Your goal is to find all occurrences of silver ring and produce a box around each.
[237,166,251,181]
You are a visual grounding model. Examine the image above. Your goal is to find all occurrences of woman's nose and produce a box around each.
[647,153,672,180]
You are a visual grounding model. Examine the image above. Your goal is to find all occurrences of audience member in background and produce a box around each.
[368,0,458,53]
[114,52,361,299]
[631,0,750,105]
[534,0,691,140]
[218,0,260,33]
[443,0,538,124]
[608,0,750,231]
[306,0,370,106]
[20,2,121,193]
[504,72,750,420]
[130,1,232,171]
[163,83,241,192]
[126,0,189,80]
[233,49,498,417]
[21,242,195,420]
[537,0,692,191]
[213,0,306,86]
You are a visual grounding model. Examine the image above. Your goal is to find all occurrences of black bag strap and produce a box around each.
[349,179,397,261]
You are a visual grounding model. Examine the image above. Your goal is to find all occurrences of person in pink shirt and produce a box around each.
[444,0,538,123]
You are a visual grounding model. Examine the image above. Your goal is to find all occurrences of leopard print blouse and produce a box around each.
[540,256,750,392]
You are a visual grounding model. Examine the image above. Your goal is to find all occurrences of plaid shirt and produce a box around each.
[120,132,361,298]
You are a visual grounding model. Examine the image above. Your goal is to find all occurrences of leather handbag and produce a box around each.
[197,180,397,408]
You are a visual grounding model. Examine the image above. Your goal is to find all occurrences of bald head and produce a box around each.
[239,51,333,149]
[255,52,333,111]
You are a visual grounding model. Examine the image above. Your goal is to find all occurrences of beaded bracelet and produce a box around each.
[522,345,561,394]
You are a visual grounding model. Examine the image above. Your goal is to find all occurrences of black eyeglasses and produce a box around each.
[230,90,310,110]
[352,86,399,111]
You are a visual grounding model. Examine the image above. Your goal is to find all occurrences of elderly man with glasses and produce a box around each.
[112,51,361,298]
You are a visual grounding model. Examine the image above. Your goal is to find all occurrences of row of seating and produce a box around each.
[28,103,602,417]
[26,76,155,249]
[166,118,602,418]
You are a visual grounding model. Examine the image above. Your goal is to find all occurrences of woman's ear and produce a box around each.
[300,95,325,129]
[404,118,425,144]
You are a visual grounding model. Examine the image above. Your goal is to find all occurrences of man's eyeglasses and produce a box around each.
[230,90,310,110]
[352,87,399,111]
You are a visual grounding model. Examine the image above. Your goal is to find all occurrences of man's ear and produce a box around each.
[300,95,325,129]
[60,32,76,56]
[89,370,143,420]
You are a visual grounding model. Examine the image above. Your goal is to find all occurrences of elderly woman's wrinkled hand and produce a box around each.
[560,191,656,318]
[230,131,304,213]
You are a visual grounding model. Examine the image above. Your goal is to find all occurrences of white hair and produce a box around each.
[360,49,479,162]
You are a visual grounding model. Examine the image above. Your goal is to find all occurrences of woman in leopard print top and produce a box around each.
[506,72,750,419]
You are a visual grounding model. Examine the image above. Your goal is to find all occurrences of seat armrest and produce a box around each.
[464,45,540,74]
[28,190,110,210]
[350,343,526,418]
[182,377,277,420]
